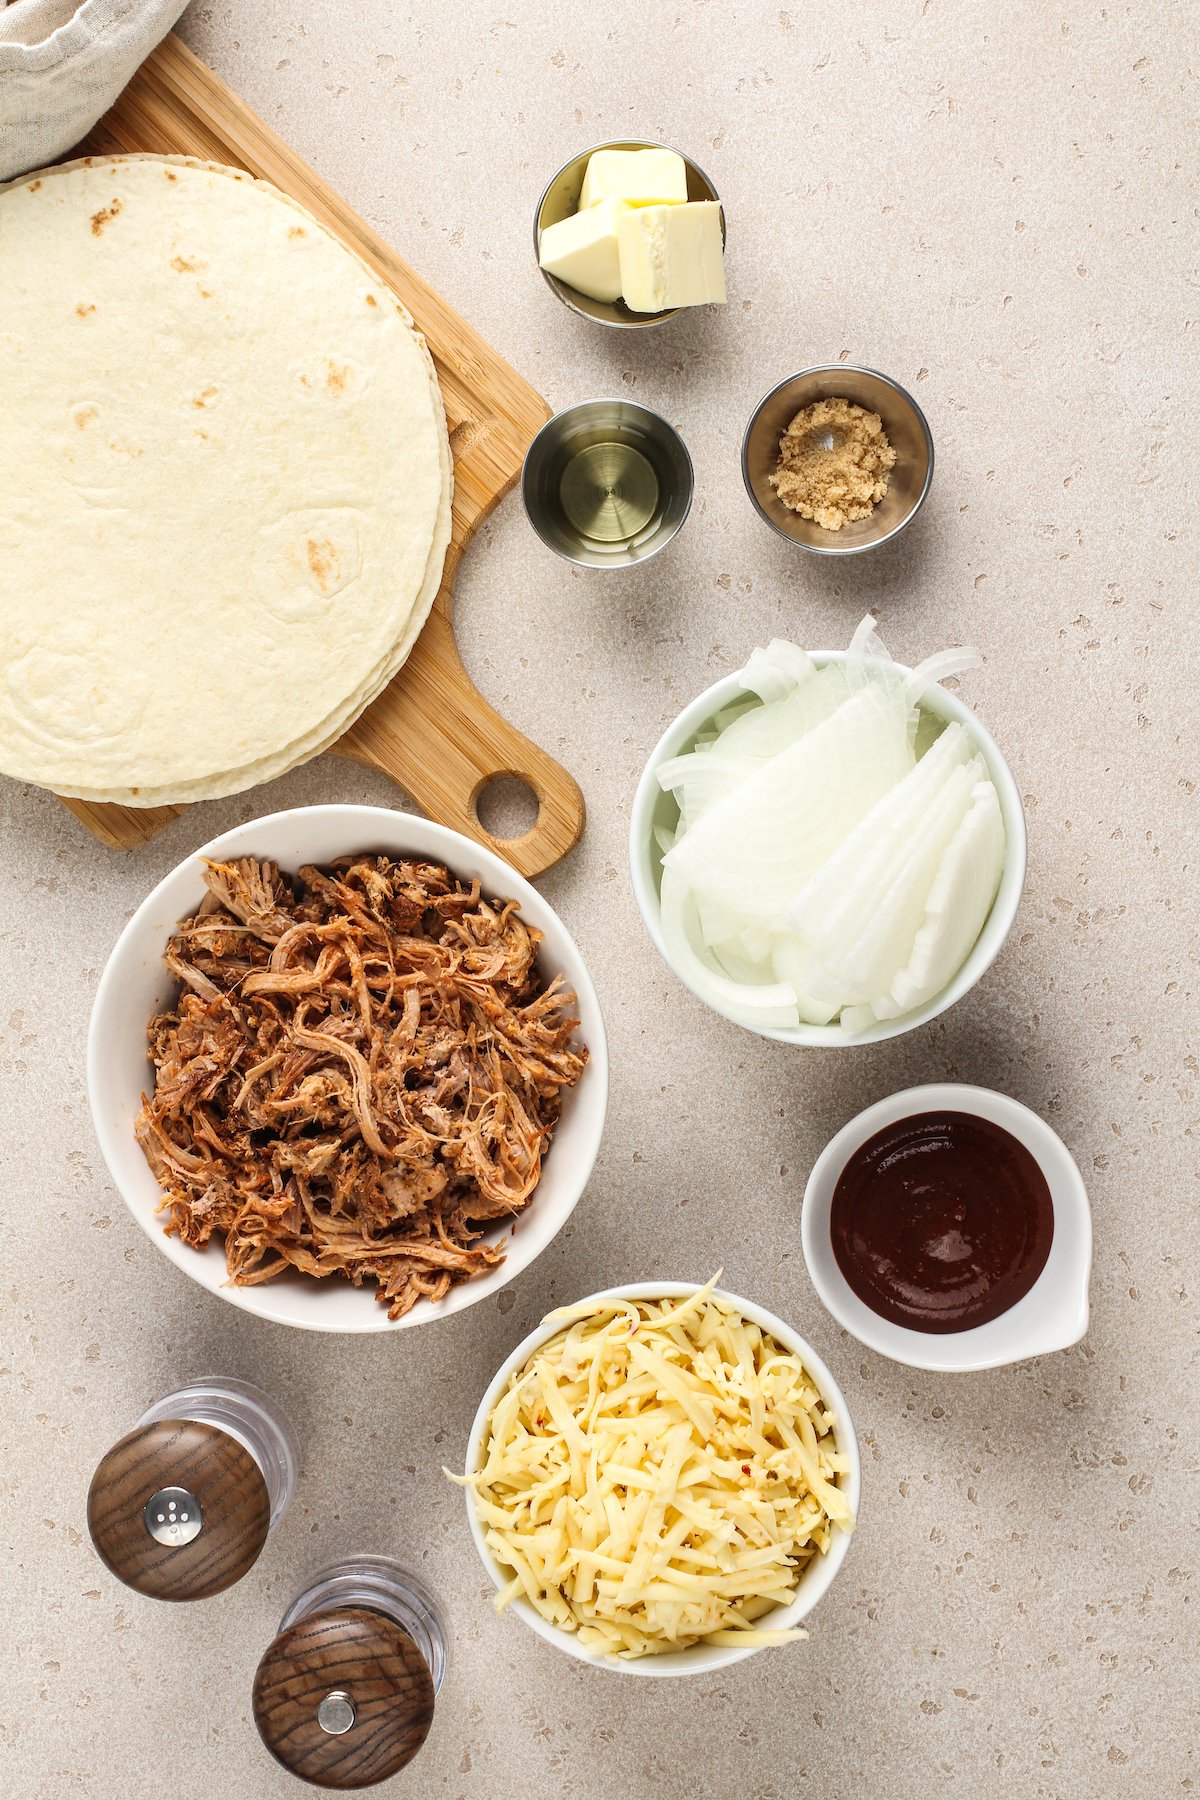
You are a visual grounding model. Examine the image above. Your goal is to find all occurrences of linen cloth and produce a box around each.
[0,0,187,182]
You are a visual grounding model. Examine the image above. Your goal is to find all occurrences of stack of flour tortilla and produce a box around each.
[0,154,452,804]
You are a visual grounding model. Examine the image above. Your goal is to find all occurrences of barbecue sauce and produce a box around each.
[829,1112,1054,1333]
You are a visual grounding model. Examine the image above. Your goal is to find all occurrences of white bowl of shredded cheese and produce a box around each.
[457,1278,859,1675]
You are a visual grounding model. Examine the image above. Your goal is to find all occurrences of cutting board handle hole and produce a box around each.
[473,772,542,843]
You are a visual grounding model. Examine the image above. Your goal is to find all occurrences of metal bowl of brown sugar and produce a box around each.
[742,366,934,556]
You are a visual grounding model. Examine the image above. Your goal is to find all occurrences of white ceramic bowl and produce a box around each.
[628,652,1027,1046]
[463,1280,860,1676]
[801,1084,1092,1372]
[87,805,608,1333]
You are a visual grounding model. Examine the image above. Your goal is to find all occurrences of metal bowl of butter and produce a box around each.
[742,366,935,556]
[535,139,725,328]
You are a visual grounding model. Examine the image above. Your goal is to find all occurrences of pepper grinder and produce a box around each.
[253,1555,446,1788]
[86,1376,300,1601]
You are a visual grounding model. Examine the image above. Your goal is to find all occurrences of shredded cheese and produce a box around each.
[450,1278,854,1659]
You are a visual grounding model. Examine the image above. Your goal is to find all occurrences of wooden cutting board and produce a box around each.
[55,36,582,878]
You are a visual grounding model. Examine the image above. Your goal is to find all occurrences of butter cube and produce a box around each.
[616,201,726,313]
[579,147,688,210]
[538,198,628,303]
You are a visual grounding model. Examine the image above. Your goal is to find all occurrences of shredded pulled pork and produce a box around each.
[134,855,588,1319]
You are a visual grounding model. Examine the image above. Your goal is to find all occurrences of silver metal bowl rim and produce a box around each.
[520,397,695,569]
[740,365,935,557]
[533,138,724,331]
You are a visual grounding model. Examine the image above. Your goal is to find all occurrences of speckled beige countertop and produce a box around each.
[2,2,1196,1795]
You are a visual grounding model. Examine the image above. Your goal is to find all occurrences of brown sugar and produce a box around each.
[770,396,896,531]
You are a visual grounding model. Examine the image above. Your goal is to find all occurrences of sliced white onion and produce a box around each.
[663,682,911,925]
[837,1002,879,1035]
[693,893,746,947]
[783,722,972,961]
[659,869,801,1029]
[801,760,977,1006]
[709,935,770,985]
[737,639,816,703]
[647,620,1006,1034]
[846,611,887,670]
[887,777,1005,1014]
[737,924,772,963]
[718,664,852,763]
[656,751,758,824]
[904,644,983,706]
[769,938,842,1027]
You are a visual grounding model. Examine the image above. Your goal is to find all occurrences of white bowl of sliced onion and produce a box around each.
[456,1278,859,1675]
[629,619,1026,1045]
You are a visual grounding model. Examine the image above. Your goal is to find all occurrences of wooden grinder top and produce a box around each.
[253,1605,435,1789]
[86,1417,270,1601]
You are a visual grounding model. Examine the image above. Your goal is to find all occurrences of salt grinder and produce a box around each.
[86,1377,299,1601]
[253,1556,446,1788]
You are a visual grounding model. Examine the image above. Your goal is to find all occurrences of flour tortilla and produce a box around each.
[0,154,452,803]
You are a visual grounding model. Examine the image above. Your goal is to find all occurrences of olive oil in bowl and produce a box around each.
[522,400,693,567]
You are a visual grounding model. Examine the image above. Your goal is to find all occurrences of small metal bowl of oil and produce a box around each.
[522,399,694,567]
[534,139,724,329]
[742,366,934,556]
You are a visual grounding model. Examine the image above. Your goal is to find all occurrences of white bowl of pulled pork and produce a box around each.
[88,805,606,1331]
